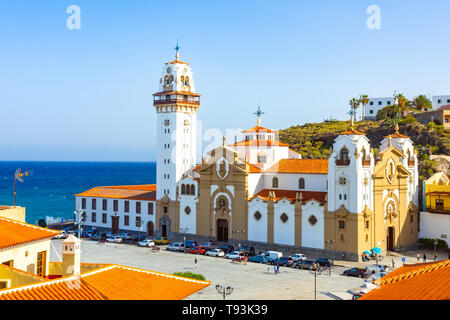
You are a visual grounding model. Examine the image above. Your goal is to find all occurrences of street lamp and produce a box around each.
[180,227,189,253]
[309,266,323,300]
[215,284,233,300]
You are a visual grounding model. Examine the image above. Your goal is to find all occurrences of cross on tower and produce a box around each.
[175,41,180,60]
[254,104,265,127]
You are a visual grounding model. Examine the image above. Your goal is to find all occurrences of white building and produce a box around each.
[432,95,450,110]
[364,97,396,120]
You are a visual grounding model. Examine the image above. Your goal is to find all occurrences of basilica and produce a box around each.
[76,50,420,261]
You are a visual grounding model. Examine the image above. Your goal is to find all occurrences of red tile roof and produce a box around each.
[0,217,60,251]
[359,260,450,300]
[242,126,275,133]
[265,159,329,174]
[250,189,327,205]
[75,185,157,201]
[0,265,211,300]
[338,128,365,135]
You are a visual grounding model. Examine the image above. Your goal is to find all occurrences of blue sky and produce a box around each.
[1,0,449,161]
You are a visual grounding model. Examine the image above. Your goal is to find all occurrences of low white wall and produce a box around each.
[419,211,450,245]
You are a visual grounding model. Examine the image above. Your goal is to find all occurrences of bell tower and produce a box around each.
[153,44,201,201]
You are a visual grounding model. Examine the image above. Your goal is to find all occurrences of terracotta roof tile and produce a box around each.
[359,260,450,300]
[75,185,157,201]
[0,217,60,251]
[338,128,365,135]
[242,126,275,133]
[265,159,328,174]
[0,265,210,300]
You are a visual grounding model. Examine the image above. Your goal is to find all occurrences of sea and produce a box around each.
[0,162,156,225]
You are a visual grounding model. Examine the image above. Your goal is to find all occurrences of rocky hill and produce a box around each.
[279,119,450,180]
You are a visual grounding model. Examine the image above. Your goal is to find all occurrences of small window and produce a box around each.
[92,212,96,223]
[339,220,346,229]
[365,220,369,229]
[102,199,107,211]
[378,101,382,105]
[163,207,168,214]
[92,199,96,210]
[136,202,141,214]
[370,101,374,105]
[308,215,317,226]
[124,201,130,213]
[102,213,107,224]
[298,178,305,190]
[135,217,141,227]
[148,203,154,215]
[124,215,129,226]
[113,200,118,212]
[272,177,279,188]
[370,110,373,114]
[254,211,262,221]
[191,184,195,195]
[280,213,288,223]
[81,198,86,209]
[185,206,191,215]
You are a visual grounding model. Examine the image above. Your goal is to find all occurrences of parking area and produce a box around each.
[50,239,367,300]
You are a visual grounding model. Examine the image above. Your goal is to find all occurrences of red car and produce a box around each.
[187,247,206,255]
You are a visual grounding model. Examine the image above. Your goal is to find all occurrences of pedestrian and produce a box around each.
[244,255,248,265]
[416,253,420,262]
[327,261,331,275]
[194,258,198,271]
[423,253,426,263]
[362,254,365,262]
[273,265,277,275]
[434,253,438,262]
[392,259,395,268]
[276,263,280,274]
[342,252,345,261]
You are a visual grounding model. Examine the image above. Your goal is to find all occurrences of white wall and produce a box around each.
[263,173,327,192]
[273,199,295,246]
[178,177,198,234]
[301,200,324,249]
[0,240,51,276]
[247,198,268,243]
[419,211,450,246]
[75,197,156,234]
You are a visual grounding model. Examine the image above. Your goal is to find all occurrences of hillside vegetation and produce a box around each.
[279,119,450,180]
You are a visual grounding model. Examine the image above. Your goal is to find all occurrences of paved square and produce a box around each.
[50,239,366,300]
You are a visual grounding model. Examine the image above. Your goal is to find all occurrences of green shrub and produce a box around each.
[399,115,418,124]
[418,238,448,249]
[173,272,206,281]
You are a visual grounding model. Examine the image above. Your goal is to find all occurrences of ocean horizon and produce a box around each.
[0,161,156,224]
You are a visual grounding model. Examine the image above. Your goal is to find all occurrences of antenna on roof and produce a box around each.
[13,168,34,207]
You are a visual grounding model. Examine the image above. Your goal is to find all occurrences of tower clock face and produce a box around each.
[167,67,172,74]
[183,68,188,74]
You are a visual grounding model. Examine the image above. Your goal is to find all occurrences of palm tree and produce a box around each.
[412,95,432,111]
[394,93,410,117]
[349,98,360,122]
[358,94,369,121]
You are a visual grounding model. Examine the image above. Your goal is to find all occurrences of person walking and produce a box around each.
[423,253,426,263]
[416,253,420,262]
[194,258,198,271]
[392,259,395,268]
[434,253,438,262]
[362,253,365,262]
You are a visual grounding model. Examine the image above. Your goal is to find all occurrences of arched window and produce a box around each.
[180,76,185,84]
[185,76,189,86]
[181,184,185,195]
[190,184,195,195]
[361,148,366,160]
[165,76,169,85]
[186,184,190,195]
[272,177,279,188]
[340,148,349,161]
[298,178,305,189]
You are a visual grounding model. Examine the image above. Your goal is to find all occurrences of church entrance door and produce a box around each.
[387,227,395,251]
[111,216,119,234]
[217,219,228,242]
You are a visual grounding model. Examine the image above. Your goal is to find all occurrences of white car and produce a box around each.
[205,249,225,257]
[52,231,68,239]
[291,253,306,262]
[138,239,155,247]
[119,233,133,240]
[167,242,184,252]
[106,235,123,243]
[365,264,389,274]
[225,251,242,259]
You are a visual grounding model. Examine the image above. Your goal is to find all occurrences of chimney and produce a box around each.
[62,235,81,277]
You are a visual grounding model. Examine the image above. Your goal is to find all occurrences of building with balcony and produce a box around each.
[419,172,450,245]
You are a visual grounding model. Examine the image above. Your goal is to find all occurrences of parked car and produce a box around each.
[365,264,389,274]
[205,249,225,257]
[238,246,256,257]
[184,240,199,249]
[119,233,133,240]
[316,257,333,266]
[343,267,366,278]
[154,237,169,245]
[133,235,147,242]
[294,260,319,270]
[90,232,103,241]
[52,230,68,239]
[199,242,215,251]
[167,242,184,252]
[225,251,243,259]
[106,235,123,243]
[217,245,234,254]
[262,251,283,262]
[365,271,388,282]
[138,239,155,247]
[74,230,91,238]
[187,246,206,255]
[248,255,268,264]
[290,253,306,262]
[270,257,294,267]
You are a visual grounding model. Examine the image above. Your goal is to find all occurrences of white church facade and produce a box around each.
[75,50,421,261]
